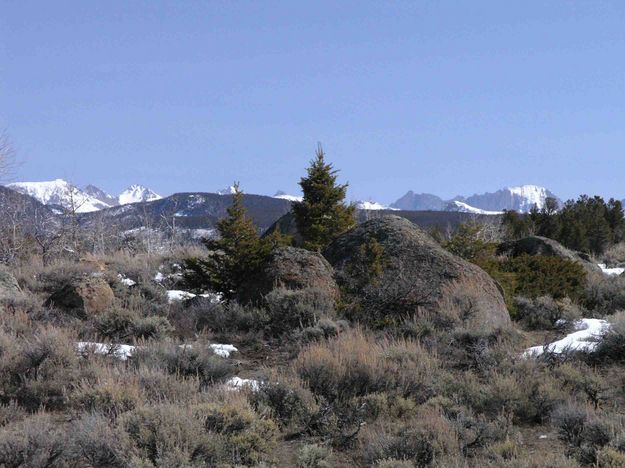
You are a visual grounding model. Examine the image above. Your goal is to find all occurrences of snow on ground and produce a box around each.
[210,344,238,358]
[225,377,260,392]
[76,342,136,361]
[598,264,625,276]
[118,274,137,287]
[524,319,610,357]
[76,342,237,360]
[154,272,166,283]
[167,290,223,304]
[7,179,110,213]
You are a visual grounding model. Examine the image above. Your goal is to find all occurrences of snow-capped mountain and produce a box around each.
[6,180,162,213]
[217,186,238,195]
[273,190,303,202]
[355,200,398,211]
[7,179,109,213]
[392,185,558,213]
[445,200,502,215]
[84,184,117,206]
[118,185,162,205]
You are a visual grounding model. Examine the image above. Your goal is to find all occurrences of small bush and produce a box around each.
[360,408,460,467]
[0,413,67,467]
[131,341,233,385]
[583,275,625,314]
[265,287,335,334]
[502,255,587,301]
[67,414,135,466]
[514,296,581,330]
[297,444,333,468]
[295,330,440,403]
[589,311,625,364]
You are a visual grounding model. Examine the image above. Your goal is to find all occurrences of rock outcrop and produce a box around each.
[324,215,511,331]
[244,246,339,304]
[496,236,602,275]
[0,268,21,301]
[45,277,115,316]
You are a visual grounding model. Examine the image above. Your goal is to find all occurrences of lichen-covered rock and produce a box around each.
[45,277,115,316]
[324,215,510,331]
[244,246,339,304]
[0,268,21,300]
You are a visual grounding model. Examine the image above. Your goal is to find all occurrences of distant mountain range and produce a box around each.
[7,180,162,213]
[391,185,560,214]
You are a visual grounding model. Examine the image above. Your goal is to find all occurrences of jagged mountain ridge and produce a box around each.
[7,180,162,213]
[392,185,560,213]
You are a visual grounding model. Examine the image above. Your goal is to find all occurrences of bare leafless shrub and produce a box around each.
[66,413,136,466]
[0,413,67,467]
[295,329,441,403]
[130,341,233,385]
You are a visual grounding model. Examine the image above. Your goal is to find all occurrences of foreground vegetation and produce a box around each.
[2,149,625,466]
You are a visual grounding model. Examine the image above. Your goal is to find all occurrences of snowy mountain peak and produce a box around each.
[273,190,303,202]
[118,185,162,205]
[446,200,503,215]
[217,186,238,195]
[506,185,552,211]
[7,179,109,213]
[355,200,398,211]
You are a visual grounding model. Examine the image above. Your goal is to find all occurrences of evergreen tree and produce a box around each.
[184,183,282,301]
[292,144,356,251]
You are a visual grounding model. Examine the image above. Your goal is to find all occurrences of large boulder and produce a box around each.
[45,277,115,316]
[244,246,339,303]
[0,268,21,301]
[324,215,511,331]
[496,236,602,275]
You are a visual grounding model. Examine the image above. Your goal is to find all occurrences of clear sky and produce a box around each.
[2,1,625,203]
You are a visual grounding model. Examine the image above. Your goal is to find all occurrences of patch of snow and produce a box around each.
[449,200,503,215]
[524,319,610,357]
[598,264,625,276]
[117,274,136,287]
[76,342,136,361]
[154,272,166,283]
[167,290,197,302]
[210,344,238,358]
[166,290,223,304]
[225,377,260,392]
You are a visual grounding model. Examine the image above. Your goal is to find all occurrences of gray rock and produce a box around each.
[496,236,602,275]
[244,246,339,304]
[324,215,511,331]
[0,268,21,300]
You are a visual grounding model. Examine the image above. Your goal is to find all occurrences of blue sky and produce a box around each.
[2,1,625,203]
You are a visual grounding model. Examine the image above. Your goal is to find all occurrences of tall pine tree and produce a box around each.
[292,144,356,251]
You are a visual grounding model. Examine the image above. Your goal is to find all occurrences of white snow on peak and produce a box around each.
[524,318,609,357]
[217,186,238,195]
[450,200,503,215]
[273,191,303,202]
[118,184,162,205]
[355,200,398,211]
[507,185,550,211]
[7,179,110,213]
